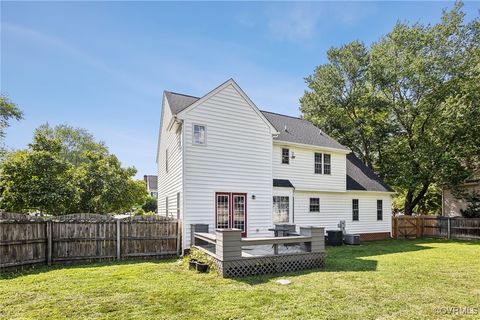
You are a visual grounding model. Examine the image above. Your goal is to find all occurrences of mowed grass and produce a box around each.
[1,239,479,320]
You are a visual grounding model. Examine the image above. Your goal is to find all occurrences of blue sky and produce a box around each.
[2,1,479,178]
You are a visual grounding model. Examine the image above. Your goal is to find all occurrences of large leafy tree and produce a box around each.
[35,123,108,167]
[0,132,77,214]
[0,126,147,214]
[0,95,23,156]
[301,2,480,215]
[73,151,147,213]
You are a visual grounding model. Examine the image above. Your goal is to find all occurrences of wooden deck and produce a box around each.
[193,227,325,277]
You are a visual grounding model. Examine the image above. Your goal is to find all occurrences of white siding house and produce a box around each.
[156,79,394,250]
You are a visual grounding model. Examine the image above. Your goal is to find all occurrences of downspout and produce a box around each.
[180,120,186,256]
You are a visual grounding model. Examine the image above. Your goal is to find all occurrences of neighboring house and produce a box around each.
[156,79,394,249]
[442,170,480,217]
[144,175,158,198]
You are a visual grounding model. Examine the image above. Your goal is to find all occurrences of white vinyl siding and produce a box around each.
[294,191,392,235]
[157,98,183,218]
[273,145,346,191]
[183,84,273,246]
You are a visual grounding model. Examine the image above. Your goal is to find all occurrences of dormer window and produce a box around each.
[282,148,289,164]
[193,124,206,145]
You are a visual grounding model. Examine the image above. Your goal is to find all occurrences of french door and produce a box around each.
[215,192,247,237]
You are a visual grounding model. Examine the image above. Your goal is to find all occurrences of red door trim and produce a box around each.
[215,192,247,237]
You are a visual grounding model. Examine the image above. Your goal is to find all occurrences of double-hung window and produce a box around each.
[314,153,322,174]
[193,124,206,145]
[282,148,289,164]
[314,153,331,174]
[309,198,320,212]
[352,199,359,221]
[377,200,383,220]
[273,196,289,223]
[323,154,331,174]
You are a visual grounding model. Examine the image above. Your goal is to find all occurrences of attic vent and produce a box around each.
[284,125,288,132]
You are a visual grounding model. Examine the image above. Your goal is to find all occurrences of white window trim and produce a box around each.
[309,197,320,213]
[192,123,207,146]
[281,148,290,165]
[323,153,331,175]
[314,152,322,174]
[273,195,290,224]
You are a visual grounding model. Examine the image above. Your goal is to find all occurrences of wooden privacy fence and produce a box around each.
[0,213,180,270]
[392,215,480,240]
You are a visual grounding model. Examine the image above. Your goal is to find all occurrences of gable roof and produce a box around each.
[163,86,348,151]
[346,153,393,192]
[261,111,349,151]
[164,91,199,114]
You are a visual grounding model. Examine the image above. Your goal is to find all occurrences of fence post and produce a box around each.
[116,219,121,260]
[176,220,182,255]
[447,218,451,239]
[46,220,52,266]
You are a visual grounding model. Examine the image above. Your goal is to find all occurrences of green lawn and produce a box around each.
[1,239,479,320]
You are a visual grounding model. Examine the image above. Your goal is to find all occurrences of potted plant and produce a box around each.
[189,258,198,270]
[196,261,208,273]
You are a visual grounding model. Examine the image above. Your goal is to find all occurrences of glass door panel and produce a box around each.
[233,195,246,234]
[216,194,230,229]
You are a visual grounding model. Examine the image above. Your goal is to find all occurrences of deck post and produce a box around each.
[215,229,242,261]
[300,226,325,253]
[447,218,451,239]
[116,219,121,260]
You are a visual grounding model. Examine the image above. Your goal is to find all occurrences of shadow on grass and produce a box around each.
[0,257,178,280]
[233,238,439,285]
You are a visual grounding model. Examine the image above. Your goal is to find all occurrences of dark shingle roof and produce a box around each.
[260,111,349,151]
[346,153,393,192]
[164,91,199,114]
[164,91,348,150]
[273,179,295,188]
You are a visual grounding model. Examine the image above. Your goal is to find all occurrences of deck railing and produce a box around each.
[192,226,325,277]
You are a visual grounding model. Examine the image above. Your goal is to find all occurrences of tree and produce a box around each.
[460,192,480,218]
[0,131,77,214]
[142,196,158,213]
[301,2,480,215]
[72,151,148,213]
[0,125,147,214]
[35,124,108,167]
[0,96,23,156]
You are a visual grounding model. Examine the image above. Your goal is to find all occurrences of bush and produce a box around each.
[461,192,480,218]
[133,208,145,216]
[142,196,157,213]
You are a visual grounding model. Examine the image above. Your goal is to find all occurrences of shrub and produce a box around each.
[133,208,145,216]
[461,192,480,218]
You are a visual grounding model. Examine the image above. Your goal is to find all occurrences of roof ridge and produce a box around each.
[165,91,200,99]
[260,110,306,121]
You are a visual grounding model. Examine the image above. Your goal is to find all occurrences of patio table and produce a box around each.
[268,227,290,254]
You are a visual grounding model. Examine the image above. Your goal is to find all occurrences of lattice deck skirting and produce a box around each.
[207,252,325,278]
